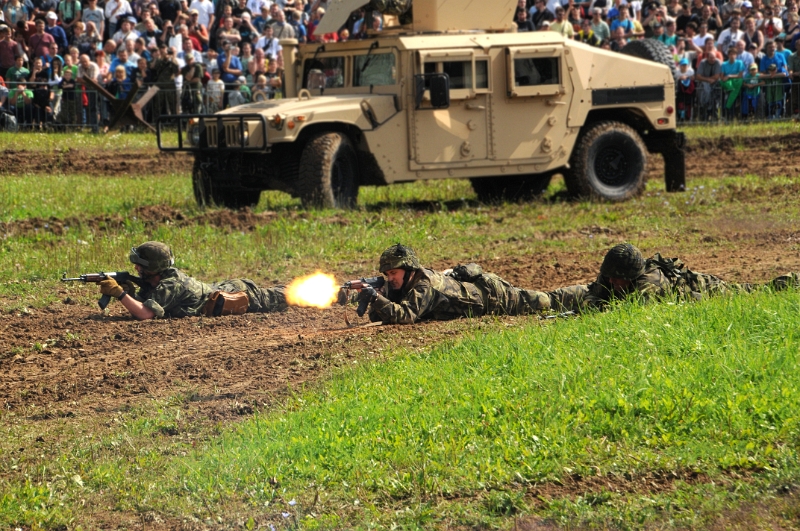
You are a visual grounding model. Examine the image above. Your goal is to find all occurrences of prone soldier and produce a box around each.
[549,242,799,313]
[99,241,287,319]
[345,244,551,325]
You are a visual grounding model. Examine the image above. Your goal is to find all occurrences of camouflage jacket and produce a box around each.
[549,253,746,313]
[135,268,214,318]
[134,268,287,318]
[367,267,550,324]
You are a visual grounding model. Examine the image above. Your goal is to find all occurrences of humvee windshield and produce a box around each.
[303,56,346,89]
[354,52,396,86]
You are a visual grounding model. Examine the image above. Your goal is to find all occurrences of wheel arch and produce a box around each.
[292,122,386,186]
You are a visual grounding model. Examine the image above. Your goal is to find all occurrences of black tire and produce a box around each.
[564,121,647,201]
[619,39,677,81]
[297,132,359,209]
[470,174,552,203]
[192,159,261,209]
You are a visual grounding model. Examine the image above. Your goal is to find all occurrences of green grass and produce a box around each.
[0,131,157,152]
[1,173,797,311]
[0,173,195,220]
[2,290,799,529]
[680,120,799,141]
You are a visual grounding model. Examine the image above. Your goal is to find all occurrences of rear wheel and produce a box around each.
[470,174,552,203]
[192,159,261,209]
[564,121,647,201]
[297,132,359,209]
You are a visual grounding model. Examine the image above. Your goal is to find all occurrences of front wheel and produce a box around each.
[297,132,359,209]
[564,122,647,202]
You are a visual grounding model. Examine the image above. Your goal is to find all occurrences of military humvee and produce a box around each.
[157,0,685,209]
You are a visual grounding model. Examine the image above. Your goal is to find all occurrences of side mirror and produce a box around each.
[415,72,450,110]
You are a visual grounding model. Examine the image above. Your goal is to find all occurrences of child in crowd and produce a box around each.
[762,63,784,118]
[205,68,224,111]
[252,74,269,101]
[107,65,132,100]
[57,67,80,126]
[676,57,695,120]
[741,63,763,118]
[49,56,64,117]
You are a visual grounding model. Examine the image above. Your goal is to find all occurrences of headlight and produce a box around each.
[242,129,249,145]
[187,120,201,146]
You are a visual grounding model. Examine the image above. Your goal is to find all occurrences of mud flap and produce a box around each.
[663,132,686,193]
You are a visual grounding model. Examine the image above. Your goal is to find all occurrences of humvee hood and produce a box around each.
[215,94,399,128]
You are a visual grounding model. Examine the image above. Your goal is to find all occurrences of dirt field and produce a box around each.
[2,241,798,422]
[2,132,799,178]
[1,133,800,454]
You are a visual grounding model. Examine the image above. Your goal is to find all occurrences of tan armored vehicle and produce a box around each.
[158,0,685,209]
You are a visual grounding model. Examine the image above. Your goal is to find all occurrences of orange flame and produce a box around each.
[285,272,338,308]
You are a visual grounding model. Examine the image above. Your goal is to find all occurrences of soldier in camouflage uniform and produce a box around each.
[98,241,287,320]
[549,242,799,313]
[351,244,551,325]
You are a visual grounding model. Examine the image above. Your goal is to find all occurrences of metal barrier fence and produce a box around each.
[676,79,798,123]
[1,80,796,131]
[1,81,278,132]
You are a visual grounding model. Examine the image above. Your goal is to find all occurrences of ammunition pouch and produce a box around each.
[451,263,484,283]
[203,290,249,317]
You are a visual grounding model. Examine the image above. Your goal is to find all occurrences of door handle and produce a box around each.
[546,100,567,106]
[465,103,485,110]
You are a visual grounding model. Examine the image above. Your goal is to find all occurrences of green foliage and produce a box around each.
[154,291,798,530]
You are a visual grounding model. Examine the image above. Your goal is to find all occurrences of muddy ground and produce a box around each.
[2,241,798,421]
[2,132,800,178]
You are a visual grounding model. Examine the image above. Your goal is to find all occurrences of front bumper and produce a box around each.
[156,114,269,152]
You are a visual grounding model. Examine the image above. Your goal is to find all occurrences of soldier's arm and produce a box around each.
[633,270,671,301]
[120,294,157,320]
[368,283,436,325]
[135,279,182,318]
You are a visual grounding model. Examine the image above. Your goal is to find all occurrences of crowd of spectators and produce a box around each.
[0,0,386,129]
[515,0,800,120]
[0,0,798,129]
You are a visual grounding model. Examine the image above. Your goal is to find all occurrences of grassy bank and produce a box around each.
[2,290,799,529]
[1,172,797,312]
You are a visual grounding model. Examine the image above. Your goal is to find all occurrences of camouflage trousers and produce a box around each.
[474,273,551,316]
[547,285,592,314]
[215,279,287,313]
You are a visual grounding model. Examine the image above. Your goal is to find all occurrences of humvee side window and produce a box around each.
[424,61,476,89]
[422,58,490,91]
[506,47,564,97]
[354,52,397,87]
[514,58,559,87]
[303,56,346,90]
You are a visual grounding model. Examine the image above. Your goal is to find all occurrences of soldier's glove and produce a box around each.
[356,285,378,317]
[99,279,125,299]
[120,281,137,298]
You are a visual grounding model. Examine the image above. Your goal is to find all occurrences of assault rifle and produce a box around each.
[61,271,148,310]
[341,276,385,318]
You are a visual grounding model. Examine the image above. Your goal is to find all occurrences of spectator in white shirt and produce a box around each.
[188,0,215,29]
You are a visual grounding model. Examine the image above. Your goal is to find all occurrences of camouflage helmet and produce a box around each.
[599,243,645,281]
[379,244,421,273]
[129,241,175,273]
